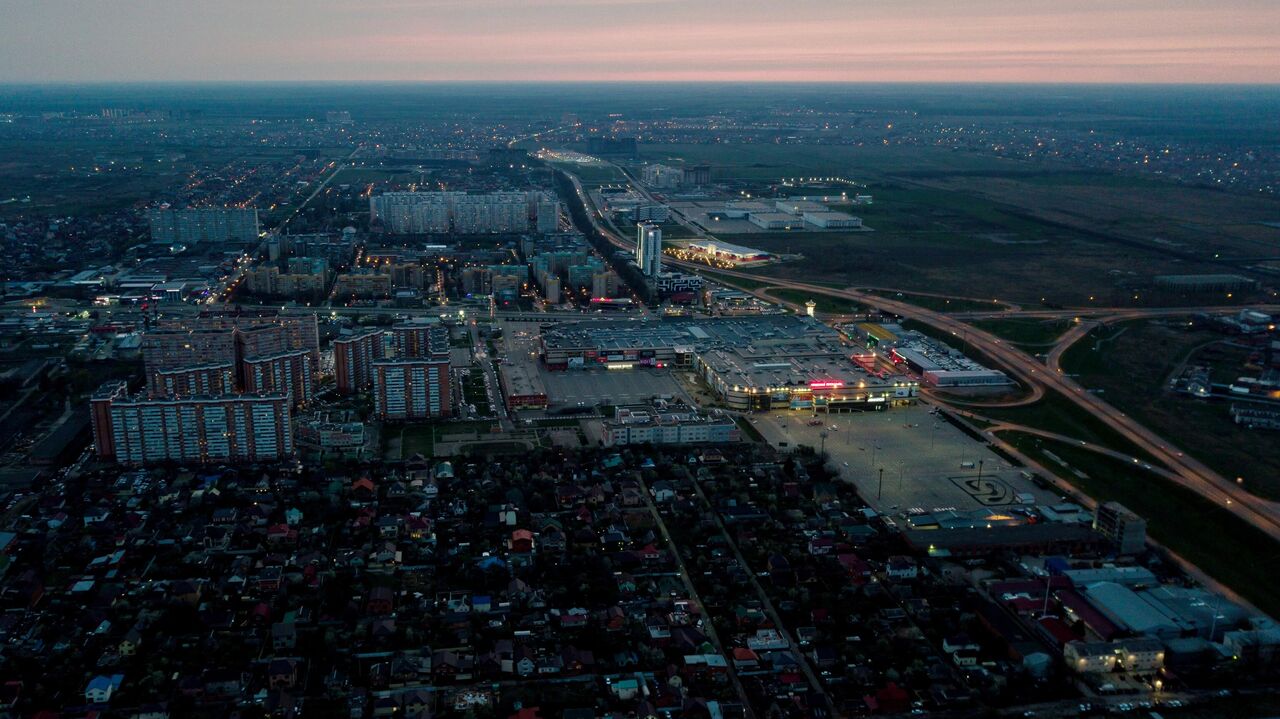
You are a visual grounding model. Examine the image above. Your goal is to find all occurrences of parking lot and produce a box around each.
[749,403,1057,514]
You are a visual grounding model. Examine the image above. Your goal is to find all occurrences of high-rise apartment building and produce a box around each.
[536,198,560,233]
[242,349,314,408]
[372,358,451,421]
[333,330,386,393]
[636,223,663,278]
[151,362,237,399]
[90,381,293,465]
[390,321,449,359]
[369,191,555,235]
[157,310,321,368]
[147,207,261,246]
[142,329,239,394]
[592,270,621,299]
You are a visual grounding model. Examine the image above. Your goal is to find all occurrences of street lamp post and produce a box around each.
[878,467,885,501]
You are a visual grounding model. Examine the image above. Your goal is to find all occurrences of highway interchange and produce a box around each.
[561,163,1280,545]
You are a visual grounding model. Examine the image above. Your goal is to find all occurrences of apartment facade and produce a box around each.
[90,382,294,464]
[333,330,386,393]
[372,358,451,421]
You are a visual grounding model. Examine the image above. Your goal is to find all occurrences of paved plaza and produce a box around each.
[750,403,1060,515]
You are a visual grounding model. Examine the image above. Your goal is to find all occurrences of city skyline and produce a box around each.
[3,0,1280,84]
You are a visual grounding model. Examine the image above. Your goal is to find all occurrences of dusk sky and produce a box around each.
[3,0,1280,84]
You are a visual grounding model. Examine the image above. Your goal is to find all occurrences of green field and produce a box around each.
[628,142,1270,307]
[398,420,500,459]
[868,289,1009,313]
[1003,431,1280,620]
[969,317,1076,347]
[976,390,1158,464]
[549,161,626,186]
[767,287,861,314]
[1061,319,1280,500]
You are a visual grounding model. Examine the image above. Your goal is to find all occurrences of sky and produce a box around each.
[2,0,1279,84]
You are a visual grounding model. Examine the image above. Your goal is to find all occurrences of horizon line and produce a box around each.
[4,79,1280,88]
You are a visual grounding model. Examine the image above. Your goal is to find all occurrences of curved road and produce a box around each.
[561,167,1280,541]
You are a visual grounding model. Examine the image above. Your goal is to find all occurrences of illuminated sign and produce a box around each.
[809,380,845,389]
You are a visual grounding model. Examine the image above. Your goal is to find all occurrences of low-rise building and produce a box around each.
[600,403,739,447]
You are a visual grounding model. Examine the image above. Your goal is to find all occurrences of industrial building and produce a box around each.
[747,212,798,230]
[802,211,863,229]
[775,199,828,215]
[1093,501,1147,555]
[540,315,917,411]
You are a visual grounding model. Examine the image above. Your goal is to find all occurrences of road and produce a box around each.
[556,165,1280,543]
[468,319,513,431]
[632,472,760,718]
[207,146,363,305]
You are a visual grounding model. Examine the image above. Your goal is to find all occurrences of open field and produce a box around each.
[970,317,1076,347]
[0,136,349,219]
[636,142,1032,182]
[329,167,427,185]
[977,391,1157,464]
[399,420,501,459]
[719,187,1242,306]
[547,160,626,186]
[626,142,1278,306]
[919,173,1280,261]
[765,287,863,314]
[1002,431,1280,620]
[1061,319,1280,499]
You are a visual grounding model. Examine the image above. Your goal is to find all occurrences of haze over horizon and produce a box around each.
[3,0,1280,85]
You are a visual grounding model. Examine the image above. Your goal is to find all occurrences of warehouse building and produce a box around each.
[803,211,864,229]
[747,212,798,230]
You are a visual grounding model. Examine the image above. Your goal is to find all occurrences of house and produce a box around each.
[609,676,643,701]
[402,688,432,717]
[368,586,395,614]
[650,481,676,503]
[731,647,759,669]
[85,674,124,704]
[808,536,836,555]
[268,658,300,689]
[510,529,535,553]
[119,626,143,656]
[131,703,171,719]
[272,621,298,651]
[886,555,919,580]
